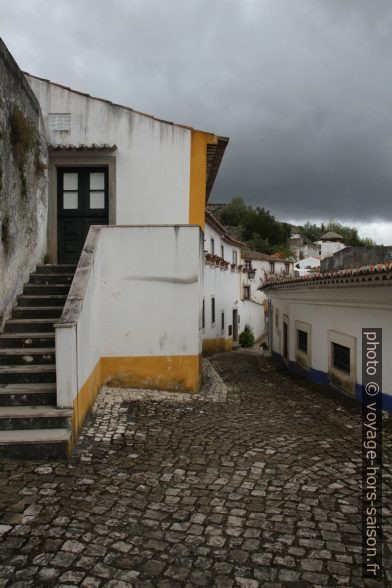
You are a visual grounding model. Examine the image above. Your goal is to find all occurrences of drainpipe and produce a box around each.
[268,298,272,354]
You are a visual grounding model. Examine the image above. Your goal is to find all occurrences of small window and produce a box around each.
[202,299,205,329]
[210,238,215,255]
[49,113,71,131]
[297,329,308,353]
[221,311,224,332]
[233,250,238,265]
[228,325,233,336]
[245,260,252,270]
[211,297,215,324]
[332,342,350,374]
[63,172,78,209]
[243,286,250,300]
[269,262,275,274]
[221,244,224,259]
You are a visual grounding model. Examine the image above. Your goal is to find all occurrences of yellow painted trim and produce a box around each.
[202,337,233,355]
[189,131,218,229]
[101,354,201,393]
[67,354,202,454]
[67,358,101,455]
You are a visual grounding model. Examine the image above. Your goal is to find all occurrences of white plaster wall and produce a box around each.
[239,300,265,340]
[203,222,241,342]
[26,76,192,225]
[56,233,102,407]
[203,263,240,341]
[100,226,202,357]
[320,241,346,259]
[267,285,392,397]
[56,225,202,406]
[204,222,239,264]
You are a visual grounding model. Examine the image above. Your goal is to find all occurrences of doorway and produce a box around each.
[57,167,109,264]
[283,320,288,361]
[232,309,238,342]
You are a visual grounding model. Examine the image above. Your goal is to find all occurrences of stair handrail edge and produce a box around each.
[54,225,103,328]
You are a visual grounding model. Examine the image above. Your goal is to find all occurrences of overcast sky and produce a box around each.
[1,0,391,242]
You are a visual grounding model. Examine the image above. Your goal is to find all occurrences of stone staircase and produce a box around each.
[0,265,76,459]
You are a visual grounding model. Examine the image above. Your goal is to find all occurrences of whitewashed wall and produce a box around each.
[319,241,346,260]
[26,76,192,225]
[203,222,241,343]
[239,299,265,340]
[267,284,392,402]
[100,226,201,357]
[56,225,202,407]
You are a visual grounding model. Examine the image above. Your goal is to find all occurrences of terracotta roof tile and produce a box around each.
[262,261,392,290]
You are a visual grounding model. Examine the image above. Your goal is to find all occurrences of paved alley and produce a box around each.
[0,351,391,587]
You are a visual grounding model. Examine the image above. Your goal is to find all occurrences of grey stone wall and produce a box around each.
[0,38,48,330]
[321,246,392,272]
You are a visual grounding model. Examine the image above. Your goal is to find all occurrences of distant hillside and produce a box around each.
[208,197,375,258]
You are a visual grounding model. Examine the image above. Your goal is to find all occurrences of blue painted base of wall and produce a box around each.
[272,352,392,412]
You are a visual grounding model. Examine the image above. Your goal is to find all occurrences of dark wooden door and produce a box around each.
[57,167,109,264]
[232,309,238,342]
[283,321,288,360]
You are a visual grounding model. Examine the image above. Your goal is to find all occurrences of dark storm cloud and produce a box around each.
[2,0,392,222]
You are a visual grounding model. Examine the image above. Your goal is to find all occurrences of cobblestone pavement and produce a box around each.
[0,351,391,588]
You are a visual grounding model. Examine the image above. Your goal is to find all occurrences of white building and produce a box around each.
[241,251,293,296]
[202,215,265,353]
[316,231,346,260]
[262,263,392,411]
[0,39,230,456]
[294,255,320,276]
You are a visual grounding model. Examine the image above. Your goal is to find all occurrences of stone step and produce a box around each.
[23,284,71,296]
[0,383,56,406]
[0,348,55,366]
[0,364,56,384]
[18,294,67,307]
[4,319,57,333]
[29,273,75,285]
[0,333,55,349]
[36,264,77,274]
[12,306,63,320]
[0,428,69,459]
[0,406,72,431]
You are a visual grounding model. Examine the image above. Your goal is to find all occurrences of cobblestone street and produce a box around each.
[0,351,391,587]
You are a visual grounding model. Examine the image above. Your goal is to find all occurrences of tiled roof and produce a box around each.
[27,73,228,201]
[262,261,392,290]
[205,212,243,247]
[242,250,291,263]
[320,231,344,240]
[50,144,117,151]
[206,139,229,202]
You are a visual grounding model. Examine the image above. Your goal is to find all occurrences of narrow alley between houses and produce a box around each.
[0,351,391,588]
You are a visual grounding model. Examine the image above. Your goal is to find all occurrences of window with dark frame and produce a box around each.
[233,250,238,265]
[221,311,224,331]
[245,260,252,270]
[332,342,350,374]
[210,238,215,255]
[269,262,275,273]
[211,297,215,324]
[202,299,205,329]
[297,329,308,353]
[221,244,224,259]
[243,286,250,300]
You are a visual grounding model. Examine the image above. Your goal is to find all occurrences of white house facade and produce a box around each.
[263,263,392,412]
[294,255,321,276]
[0,38,230,457]
[202,215,264,353]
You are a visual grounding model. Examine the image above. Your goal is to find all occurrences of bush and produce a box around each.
[239,324,255,348]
